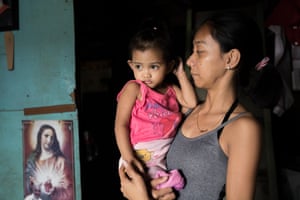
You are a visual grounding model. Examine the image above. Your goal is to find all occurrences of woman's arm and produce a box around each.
[223,115,262,200]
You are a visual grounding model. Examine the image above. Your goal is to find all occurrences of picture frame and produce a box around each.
[0,0,19,32]
[22,120,75,200]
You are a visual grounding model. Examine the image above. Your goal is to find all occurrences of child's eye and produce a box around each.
[151,65,159,70]
[134,64,143,70]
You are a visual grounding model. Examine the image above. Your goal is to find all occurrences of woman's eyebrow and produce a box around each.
[193,40,206,46]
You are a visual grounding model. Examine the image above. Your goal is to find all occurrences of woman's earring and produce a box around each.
[225,66,231,70]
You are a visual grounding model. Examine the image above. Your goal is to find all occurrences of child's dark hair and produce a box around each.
[198,11,283,108]
[128,17,179,84]
[128,17,177,64]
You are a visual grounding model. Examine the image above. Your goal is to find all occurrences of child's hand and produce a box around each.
[173,57,185,77]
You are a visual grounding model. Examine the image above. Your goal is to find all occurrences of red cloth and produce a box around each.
[265,0,300,46]
[0,4,9,14]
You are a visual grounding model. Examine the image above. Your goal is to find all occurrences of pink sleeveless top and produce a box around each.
[117,80,182,145]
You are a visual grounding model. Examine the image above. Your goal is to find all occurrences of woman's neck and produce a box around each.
[202,93,236,114]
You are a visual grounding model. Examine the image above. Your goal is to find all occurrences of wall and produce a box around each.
[0,0,81,199]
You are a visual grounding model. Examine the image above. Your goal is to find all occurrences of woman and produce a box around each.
[119,11,278,200]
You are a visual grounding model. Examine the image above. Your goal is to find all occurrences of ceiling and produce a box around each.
[73,0,278,60]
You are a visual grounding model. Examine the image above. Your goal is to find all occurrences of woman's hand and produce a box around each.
[119,163,176,200]
[119,164,150,200]
[151,177,176,200]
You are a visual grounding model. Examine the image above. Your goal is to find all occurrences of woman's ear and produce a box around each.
[226,49,240,69]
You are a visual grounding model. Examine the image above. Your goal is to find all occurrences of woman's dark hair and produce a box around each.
[198,11,282,108]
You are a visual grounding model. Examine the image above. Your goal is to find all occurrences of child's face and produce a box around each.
[128,48,170,90]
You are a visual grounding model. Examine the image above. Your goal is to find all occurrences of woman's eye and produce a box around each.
[196,50,205,57]
[196,50,203,54]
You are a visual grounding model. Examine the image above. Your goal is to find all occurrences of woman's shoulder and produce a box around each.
[232,111,261,130]
[225,110,261,141]
[228,102,261,130]
[220,110,261,155]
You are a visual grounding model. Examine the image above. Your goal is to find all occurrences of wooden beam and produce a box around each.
[24,104,76,115]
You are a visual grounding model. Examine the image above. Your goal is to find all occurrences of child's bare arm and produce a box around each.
[173,57,198,110]
[114,82,145,173]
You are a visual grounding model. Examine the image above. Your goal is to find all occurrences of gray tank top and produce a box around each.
[166,101,247,200]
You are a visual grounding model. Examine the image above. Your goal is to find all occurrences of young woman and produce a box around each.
[118,11,278,200]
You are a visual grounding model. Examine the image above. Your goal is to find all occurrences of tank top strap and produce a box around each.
[217,98,239,137]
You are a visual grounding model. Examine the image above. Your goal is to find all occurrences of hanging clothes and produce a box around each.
[265,0,299,116]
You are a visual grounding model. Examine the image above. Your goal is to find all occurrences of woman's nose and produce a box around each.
[186,55,193,68]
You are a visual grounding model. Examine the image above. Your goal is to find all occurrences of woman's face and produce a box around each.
[186,24,227,89]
